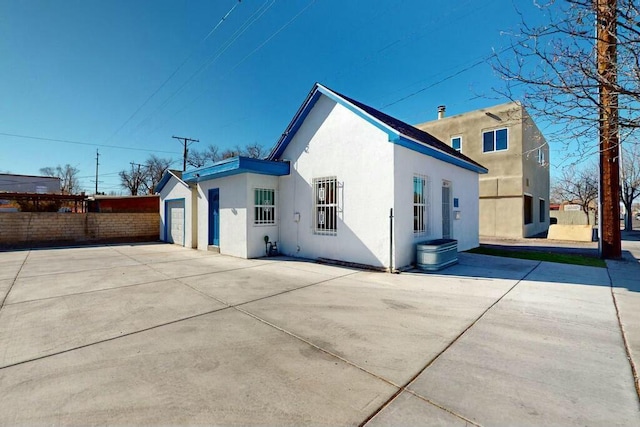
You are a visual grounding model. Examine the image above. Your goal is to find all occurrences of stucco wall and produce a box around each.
[246,174,280,259]
[0,213,159,246]
[197,174,248,258]
[416,102,550,238]
[158,177,195,248]
[393,144,480,268]
[277,95,395,268]
[521,110,550,237]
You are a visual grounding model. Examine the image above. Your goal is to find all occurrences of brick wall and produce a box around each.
[0,213,159,247]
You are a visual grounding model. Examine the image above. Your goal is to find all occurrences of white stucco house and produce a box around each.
[157,83,487,270]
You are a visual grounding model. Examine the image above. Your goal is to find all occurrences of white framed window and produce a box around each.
[537,148,545,165]
[482,128,508,153]
[451,136,462,152]
[413,174,431,235]
[254,188,276,225]
[313,177,337,235]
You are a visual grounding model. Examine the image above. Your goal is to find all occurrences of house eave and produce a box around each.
[393,135,488,174]
[183,157,290,183]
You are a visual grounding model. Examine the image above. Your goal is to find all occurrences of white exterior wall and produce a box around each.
[158,176,195,248]
[393,144,480,268]
[246,173,280,258]
[277,95,395,268]
[197,174,248,258]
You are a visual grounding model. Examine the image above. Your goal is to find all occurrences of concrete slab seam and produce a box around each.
[3,277,186,307]
[0,250,30,313]
[607,267,640,405]
[232,304,402,389]
[359,260,543,427]
[232,303,480,427]
[110,246,277,280]
[0,305,232,371]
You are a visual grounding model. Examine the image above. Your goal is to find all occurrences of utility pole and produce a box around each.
[95,149,100,195]
[172,135,199,171]
[597,0,621,259]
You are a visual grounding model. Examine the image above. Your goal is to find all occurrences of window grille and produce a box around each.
[254,188,276,225]
[313,177,337,235]
[413,174,430,235]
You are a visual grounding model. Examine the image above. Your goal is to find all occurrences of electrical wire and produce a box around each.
[102,0,243,145]
[141,0,316,137]
[131,0,276,135]
[0,132,180,154]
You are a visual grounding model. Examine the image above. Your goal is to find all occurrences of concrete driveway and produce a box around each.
[0,243,638,426]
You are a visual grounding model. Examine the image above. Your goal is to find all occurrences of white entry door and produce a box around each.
[166,200,185,245]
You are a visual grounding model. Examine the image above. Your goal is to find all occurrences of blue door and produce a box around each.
[208,188,220,246]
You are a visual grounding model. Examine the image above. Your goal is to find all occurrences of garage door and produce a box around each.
[166,200,185,245]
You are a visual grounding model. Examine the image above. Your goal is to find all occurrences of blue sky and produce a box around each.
[1,0,555,194]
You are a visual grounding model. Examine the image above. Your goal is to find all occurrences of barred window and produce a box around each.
[313,177,337,235]
[254,188,275,225]
[413,174,430,235]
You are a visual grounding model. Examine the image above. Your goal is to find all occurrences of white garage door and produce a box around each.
[166,200,185,246]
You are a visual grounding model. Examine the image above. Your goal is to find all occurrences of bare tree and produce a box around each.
[239,142,266,159]
[187,144,219,168]
[144,155,172,194]
[119,164,147,196]
[220,143,267,160]
[40,164,80,194]
[551,164,599,225]
[621,143,640,230]
[492,0,639,258]
[493,0,640,152]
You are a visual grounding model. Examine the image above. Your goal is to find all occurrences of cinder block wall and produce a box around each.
[0,213,159,246]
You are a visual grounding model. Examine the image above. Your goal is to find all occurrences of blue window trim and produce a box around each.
[164,197,186,246]
[451,136,462,152]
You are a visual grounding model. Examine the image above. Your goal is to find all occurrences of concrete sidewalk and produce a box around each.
[0,243,638,425]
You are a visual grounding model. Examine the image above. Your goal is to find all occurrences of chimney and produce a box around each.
[437,105,446,120]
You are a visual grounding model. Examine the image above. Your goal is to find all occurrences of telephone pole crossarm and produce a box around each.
[172,135,199,172]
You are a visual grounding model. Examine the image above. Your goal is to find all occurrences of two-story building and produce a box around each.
[416,102,549,238]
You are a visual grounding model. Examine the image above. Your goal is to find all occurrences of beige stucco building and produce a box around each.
[416,102,549,238]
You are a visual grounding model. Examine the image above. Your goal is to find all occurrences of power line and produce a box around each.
[0,132,180,154]
[102,0,243,145]
[380,46,514,109]
[131,0,275,135]
[140,0,316,136]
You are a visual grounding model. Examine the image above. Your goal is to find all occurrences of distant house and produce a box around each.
[416,102,550,239]
[158,84,487,270]
[0,173,61,194]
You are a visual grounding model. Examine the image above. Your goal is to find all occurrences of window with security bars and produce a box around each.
[254,188,276,225]
[313,177,337,235]
[413,174,430,235]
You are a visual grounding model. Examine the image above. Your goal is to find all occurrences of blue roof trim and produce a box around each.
[267,83,487,174]
[395,136,488,174]
[268,84,399,160]
[155,170,185,193]
[183,156,290,183]
[317,86,400,141]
